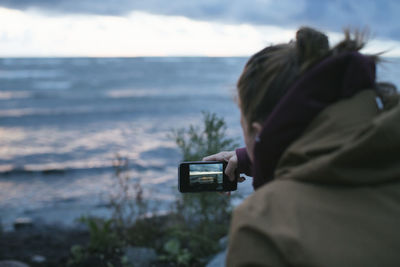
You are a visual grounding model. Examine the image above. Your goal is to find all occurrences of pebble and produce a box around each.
[13,218,33,231]
[0,260,29,267]
[219,236,228,248]
[124,246,157,266]
[206,250,226,267]
[206,235,228,267]
[31,254,46,263]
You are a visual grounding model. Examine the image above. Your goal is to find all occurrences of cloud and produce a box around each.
[0,8,298,57]
[1,6,399,58]
[0,0,399,41]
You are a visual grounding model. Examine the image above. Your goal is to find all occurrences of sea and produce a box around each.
[0,57,399,231]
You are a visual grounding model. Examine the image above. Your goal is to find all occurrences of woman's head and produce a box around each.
[237,27,331,128]
[237,27,372,161]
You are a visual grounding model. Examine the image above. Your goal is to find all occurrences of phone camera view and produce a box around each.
[189,163,223,190]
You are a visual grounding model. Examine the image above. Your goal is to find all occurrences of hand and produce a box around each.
[203,151,245,182]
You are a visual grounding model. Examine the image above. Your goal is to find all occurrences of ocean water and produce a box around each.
[0,57,399,230]
[0,57,248,230]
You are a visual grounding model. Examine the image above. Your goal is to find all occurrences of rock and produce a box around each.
[31,255,46,263]
[13,218,33,231]
[0,260,29,267]
[206,250,226,267]
[205,235,228,267]
[219,236,228,249]
[124,246,157,266]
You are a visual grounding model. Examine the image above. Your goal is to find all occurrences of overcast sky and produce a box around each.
[0,0,399,57]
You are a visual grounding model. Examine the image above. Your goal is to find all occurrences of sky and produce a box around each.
[0,0,399,57]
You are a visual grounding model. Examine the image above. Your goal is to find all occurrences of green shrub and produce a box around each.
[68,156,148,267]
[159,238,193,265]
[172,111,238,161]
[165,111,239,265]
[80,217,122,254]
[109,155,148,236]
[68,217,124,267]
[69,111,238,266]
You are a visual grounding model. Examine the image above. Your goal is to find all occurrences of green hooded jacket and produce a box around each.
[226,90,400,267]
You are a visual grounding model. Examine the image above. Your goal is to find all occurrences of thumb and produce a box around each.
[225,156,237,181]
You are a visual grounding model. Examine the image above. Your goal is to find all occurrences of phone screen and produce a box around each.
[179,161,236,193]
[189,162,224,190]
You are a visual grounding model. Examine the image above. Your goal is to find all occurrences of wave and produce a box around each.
[33,81,72,90]
[0,162,167,177]
[0,91,32,100]
[0,107,95,118]
[0,69,64,79]
[1,58,65,66]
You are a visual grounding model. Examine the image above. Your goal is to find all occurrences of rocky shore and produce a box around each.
[0,222,89,266]
[0,217,227,267]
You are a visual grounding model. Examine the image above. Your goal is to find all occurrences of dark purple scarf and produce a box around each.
[252,51,376,189]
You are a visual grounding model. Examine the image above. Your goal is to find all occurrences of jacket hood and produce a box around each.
[252,51,378,189]
[275,89,400,185]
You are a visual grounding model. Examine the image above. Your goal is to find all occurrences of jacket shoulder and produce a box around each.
[227,180,400,267]
[227,180,301,267]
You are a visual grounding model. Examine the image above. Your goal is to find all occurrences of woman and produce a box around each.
[204,27,400,266]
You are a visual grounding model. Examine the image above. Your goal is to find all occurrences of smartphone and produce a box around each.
[178,161,237,193]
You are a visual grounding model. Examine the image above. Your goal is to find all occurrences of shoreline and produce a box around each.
[0,221,90,266]
[0,166,180,232]
[0,212,229,266]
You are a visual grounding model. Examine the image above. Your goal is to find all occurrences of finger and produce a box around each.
[225,160,237,181]
[202,152,223,161]
[202,155,217,161]
[203,151,231,162]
